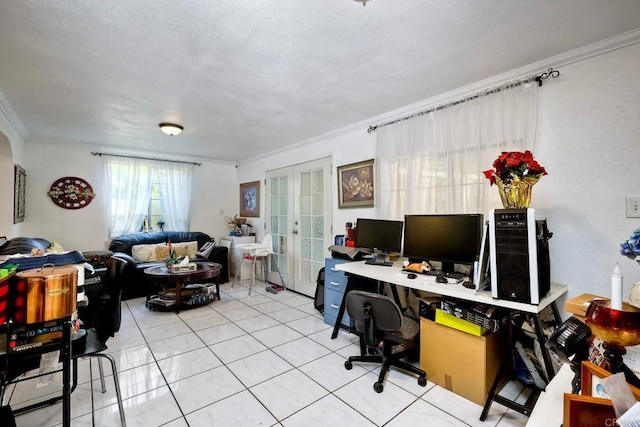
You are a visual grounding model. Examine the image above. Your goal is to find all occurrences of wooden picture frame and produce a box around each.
[581,360,640,399]
[13,164,26,224]
[563,393,616,427]
[337,159,374,209]
[240,181,260,217]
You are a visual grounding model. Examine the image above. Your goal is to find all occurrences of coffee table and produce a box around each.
[144,262,221,312]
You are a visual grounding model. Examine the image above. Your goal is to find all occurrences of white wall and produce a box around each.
[239,42,640,302]
[17,140,238,251]
[237,128,377,242]
[0,107,26,238]
[535,42,640,299]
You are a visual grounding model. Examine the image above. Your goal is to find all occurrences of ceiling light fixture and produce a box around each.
[353,0,369,5]
[159,123,183,136]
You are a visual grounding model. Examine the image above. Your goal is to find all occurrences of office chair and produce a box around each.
[344,290,427,393]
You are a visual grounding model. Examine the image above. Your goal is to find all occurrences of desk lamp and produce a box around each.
[585,299,640,389]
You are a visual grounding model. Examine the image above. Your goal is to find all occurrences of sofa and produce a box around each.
[108,231,229,300]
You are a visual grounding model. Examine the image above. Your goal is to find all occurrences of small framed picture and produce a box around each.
[14,164,26,224]
[337,159,374,209]
[563,393,615,427]
[581,361,640,399]
[240,181,260,218]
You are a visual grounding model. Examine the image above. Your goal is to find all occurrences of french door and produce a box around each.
[265,157,332,297]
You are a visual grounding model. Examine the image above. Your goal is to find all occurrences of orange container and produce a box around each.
[14,265,77,324]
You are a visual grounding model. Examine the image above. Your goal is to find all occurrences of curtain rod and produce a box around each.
[91,151,202,166]
[367,68,560,133]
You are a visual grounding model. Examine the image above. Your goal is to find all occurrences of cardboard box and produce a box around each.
[435,309,488,336]
[420,317,507,405]
[564,293,606,317]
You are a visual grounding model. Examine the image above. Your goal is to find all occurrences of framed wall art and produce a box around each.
[13,164,26,224]
[337,159,374,209]
[48,176,96,209]
[563,393,615,427]
[240,180,260,217]
[581,361,640,399]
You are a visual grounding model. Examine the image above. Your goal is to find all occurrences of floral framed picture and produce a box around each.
[13,164,26,224]
[240,181,260,217]
[337,159,374,209]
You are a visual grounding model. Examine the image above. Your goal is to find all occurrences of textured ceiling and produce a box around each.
[1,1,639,163]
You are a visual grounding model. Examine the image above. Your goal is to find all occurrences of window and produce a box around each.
[103,156,194,237]
[377,83,538,218]
[143,179,164,232]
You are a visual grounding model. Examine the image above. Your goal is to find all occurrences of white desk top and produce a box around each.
[334,260,567,314]
[526,363,572,426]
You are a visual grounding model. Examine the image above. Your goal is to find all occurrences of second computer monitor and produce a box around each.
[355,218,404,255]
[403,214,483,274]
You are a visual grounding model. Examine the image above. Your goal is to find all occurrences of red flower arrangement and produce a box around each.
[483,150,547,186]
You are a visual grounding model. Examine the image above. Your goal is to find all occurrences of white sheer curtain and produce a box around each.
[157,162,194,231]
[104,156,157,237]
[377,82,538,219]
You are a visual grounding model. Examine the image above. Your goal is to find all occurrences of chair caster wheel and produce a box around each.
[418,376,427,387]
[374,382,383,393]
[344,361,353,370]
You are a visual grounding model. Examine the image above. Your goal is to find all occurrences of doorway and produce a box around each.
[265,157,332,297]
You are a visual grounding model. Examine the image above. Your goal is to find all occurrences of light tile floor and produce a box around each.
[5,281,532,426]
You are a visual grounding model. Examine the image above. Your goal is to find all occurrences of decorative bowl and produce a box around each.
[585,299,640,347]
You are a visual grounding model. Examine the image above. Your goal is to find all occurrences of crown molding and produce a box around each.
[0,88,29,141]
[367,28,640,130]
[240,28,640,166]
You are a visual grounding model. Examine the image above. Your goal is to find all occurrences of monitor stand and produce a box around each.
[372,250,389,263]
[439,261,456,276]
[365,250,392,266]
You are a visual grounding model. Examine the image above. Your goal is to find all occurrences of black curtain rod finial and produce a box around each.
[535,68,560,87]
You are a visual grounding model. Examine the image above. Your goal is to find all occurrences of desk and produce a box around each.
[332,260,568,419]
[526,363,572,426]
[144,262,221,312]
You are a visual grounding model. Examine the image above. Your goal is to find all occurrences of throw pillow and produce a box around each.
[183,241,198,258]
[132,243,162,262]
[155,245,170,261]
[46,241,65,253]
[154,242,197,260]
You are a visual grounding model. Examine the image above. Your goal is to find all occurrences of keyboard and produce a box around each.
[424,270,466,280]
[364,259,393,267]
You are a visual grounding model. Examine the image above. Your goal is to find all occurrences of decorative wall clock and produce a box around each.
[48,176,96,209]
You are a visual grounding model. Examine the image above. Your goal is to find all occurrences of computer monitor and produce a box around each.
[403,214,483,274]
[355,218,404,256]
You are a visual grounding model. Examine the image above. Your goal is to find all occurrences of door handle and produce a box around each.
[292,229,298,234]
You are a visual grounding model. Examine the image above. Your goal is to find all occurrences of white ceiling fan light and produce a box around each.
[159,123,184,136]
